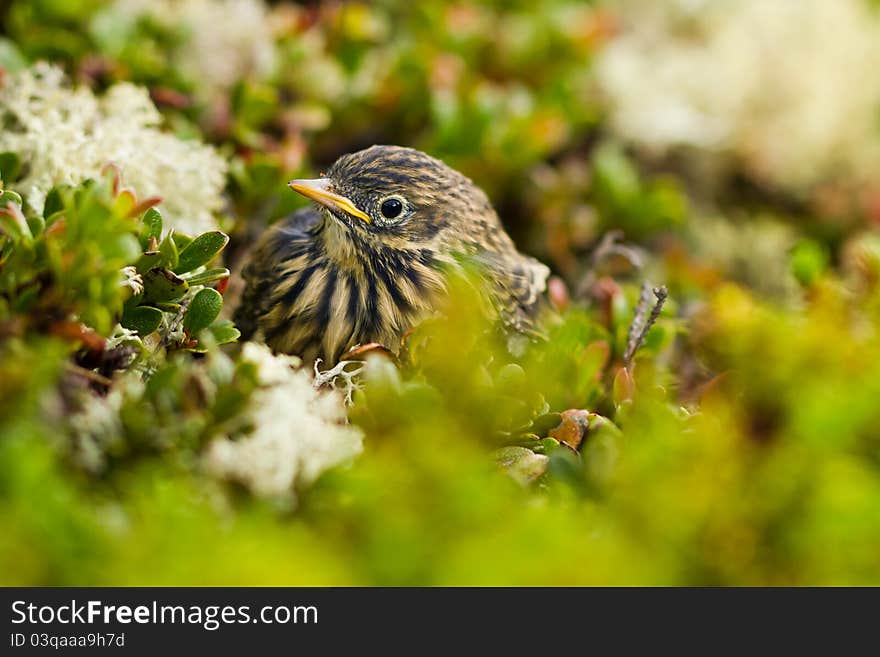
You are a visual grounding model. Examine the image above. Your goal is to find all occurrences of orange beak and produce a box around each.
[288,178,372,224]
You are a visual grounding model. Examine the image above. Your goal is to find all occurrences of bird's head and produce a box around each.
[289,145,498,250]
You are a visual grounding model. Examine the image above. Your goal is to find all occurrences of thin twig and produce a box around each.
[625,282,652,362]
[65,362,113,387]
[575,231,645,299]
[623,284,668,365]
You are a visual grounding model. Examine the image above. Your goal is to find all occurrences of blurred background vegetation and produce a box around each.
[1,0,880,585]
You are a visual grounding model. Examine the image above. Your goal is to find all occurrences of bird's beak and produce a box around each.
[288,178,372,224]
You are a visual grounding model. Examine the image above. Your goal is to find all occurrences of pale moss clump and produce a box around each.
[688,215,801,302]
[596,0,880,194]
[0,63,227,235]
[100,0,277,98]
[204,343,364,502]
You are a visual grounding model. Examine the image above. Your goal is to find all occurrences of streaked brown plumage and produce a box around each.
[235,145,549,364]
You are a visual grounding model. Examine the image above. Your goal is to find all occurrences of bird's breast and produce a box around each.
[260,240,446,364]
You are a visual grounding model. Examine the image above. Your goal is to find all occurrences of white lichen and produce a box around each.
[313,359,365,406]
[596,0,880,194]
[204,343,363,501]
[689,215,801,302]
[67,377,143,473]
[0,63,227,235]
[120,266,144,297]
[99,0,277,98]
[105,325,143,351]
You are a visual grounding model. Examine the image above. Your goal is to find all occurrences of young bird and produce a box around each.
[235,145,549,364]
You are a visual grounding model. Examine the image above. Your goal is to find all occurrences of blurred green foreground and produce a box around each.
[1,0,880,585]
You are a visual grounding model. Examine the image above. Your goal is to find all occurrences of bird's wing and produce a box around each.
[473,250,550,331]
[234,207,321,341]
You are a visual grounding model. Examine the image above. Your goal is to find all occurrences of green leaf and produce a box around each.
[539,437,561,455]
[0,38,27,73]
[0,189,23,206]
[134,251,163,275]
[26,215,45,238]
[209,319,241,344]
[495,363,526,393]
[547,447,585,490]
[43,185,71,219]
[493,446,549,485]
[182,268,230,286]
[158,232,179,270]
[593,143,639,204]
[172,232,193,250]
[140,208,163,247]
[12,284,40,313]
[527,412,564,437]
[142,268,188,303]
[0,205,31,243]
[790,240,829,287]
[121,305,164,336]
[112,189,137,218]
[184,287,223,333]
[174,231,229,274]
[0,152,22,184]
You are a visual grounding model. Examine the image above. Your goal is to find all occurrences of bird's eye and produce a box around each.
[380,197,404,220]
